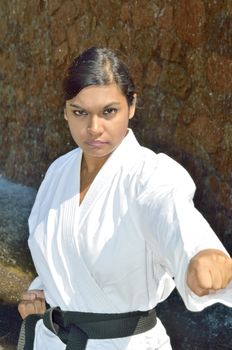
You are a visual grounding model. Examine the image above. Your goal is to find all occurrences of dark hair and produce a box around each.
[63,47,136,106]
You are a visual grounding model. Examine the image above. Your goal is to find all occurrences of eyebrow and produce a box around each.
[69,103,85,109]
[69,102,121,109]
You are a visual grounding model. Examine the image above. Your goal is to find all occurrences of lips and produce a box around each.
[85,140,108,147]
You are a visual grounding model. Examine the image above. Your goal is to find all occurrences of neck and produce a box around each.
[81,154,109,174]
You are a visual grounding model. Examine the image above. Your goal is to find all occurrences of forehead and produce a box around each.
[67,83,127,107]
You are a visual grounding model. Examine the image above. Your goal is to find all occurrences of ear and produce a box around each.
[129,94,137,120]
[64,108,68,121]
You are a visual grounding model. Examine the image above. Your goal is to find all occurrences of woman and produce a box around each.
[18,47,232,350]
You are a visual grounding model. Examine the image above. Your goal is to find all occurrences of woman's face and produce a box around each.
[64,83,136,164]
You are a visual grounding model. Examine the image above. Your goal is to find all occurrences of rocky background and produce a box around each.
[0,0,232,349]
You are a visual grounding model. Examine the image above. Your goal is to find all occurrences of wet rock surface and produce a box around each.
[0,176,36,304]
[0,303,21,349]
[0,177,36,348]
[157,289,232,350]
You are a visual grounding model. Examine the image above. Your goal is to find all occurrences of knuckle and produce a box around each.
[18,303,24,312]
[193,287,208,297]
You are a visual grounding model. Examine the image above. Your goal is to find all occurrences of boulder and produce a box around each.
[0,176,36,304]
[157,289,232,349]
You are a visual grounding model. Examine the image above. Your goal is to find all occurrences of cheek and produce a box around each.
[118,114,130,130]
[111,120,129,139]
[67,121,82,139]
[68,119,82,132]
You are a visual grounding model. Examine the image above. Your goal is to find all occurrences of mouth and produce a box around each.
[85,140,108,147]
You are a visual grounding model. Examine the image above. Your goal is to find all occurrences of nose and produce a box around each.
[87,115,103,135]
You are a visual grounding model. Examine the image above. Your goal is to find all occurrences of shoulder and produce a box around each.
[134,148,196,200]
[156,153,195,194]
[34,147,80,202]
[28,148,80,230]
[46,148,80,176]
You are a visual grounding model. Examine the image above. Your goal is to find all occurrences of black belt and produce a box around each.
[43,306,157,350]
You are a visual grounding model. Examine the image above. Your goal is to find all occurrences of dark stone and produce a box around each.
[206,13,232,57]
[158,63,191,99]
[157,289,232,350]
[0,303,21,349]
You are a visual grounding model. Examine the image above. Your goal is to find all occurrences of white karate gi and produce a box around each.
[28,129,232,350]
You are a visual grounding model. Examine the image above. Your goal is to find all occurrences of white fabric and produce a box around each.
[28,129,232,350]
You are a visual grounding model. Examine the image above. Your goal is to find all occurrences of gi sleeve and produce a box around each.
[137,153,232,311]
[28,276,45,290]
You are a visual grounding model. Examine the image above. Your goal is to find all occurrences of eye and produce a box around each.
[103,107,117,116]
[73,109,88,117]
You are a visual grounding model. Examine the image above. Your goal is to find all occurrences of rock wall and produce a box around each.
[0,0,232,246]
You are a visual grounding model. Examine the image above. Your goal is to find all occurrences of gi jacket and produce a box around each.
[28,129,232,350]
